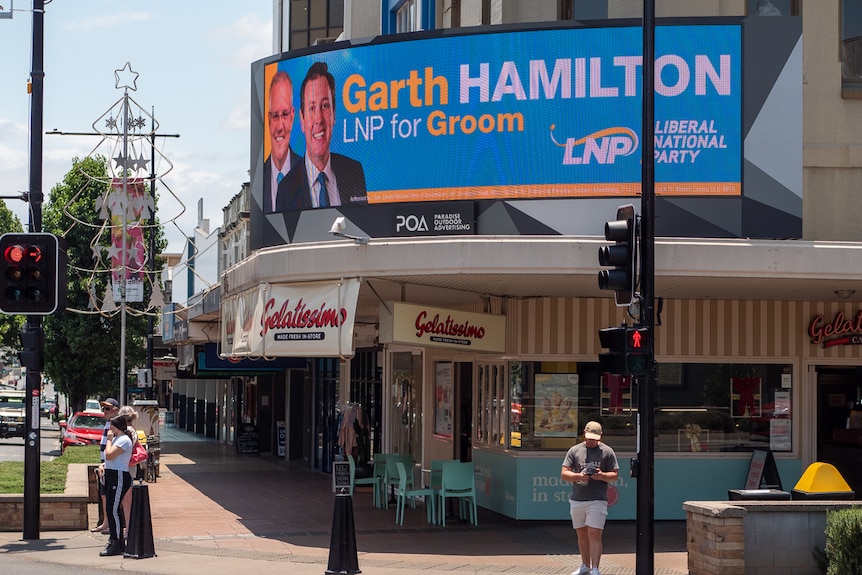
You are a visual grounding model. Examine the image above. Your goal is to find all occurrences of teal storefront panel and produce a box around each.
[473,449,803,520]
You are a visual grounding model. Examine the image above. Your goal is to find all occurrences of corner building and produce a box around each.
[216,1,862,520]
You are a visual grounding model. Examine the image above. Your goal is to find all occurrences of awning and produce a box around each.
[221,278,361,358]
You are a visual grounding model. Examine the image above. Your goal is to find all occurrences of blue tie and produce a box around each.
[277,172,284,184]
[317,172,329,208]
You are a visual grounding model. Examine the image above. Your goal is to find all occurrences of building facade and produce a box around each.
[176,0,862,521]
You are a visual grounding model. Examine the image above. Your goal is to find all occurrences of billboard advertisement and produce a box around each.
[251,18,801,247]
[262,25,739,212]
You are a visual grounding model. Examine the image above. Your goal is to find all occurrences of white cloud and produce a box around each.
[64,12,155,33]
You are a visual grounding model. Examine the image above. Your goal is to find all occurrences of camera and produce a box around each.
[583,464,598,476]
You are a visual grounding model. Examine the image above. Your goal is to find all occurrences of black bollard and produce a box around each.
[325,489,360,575]
[124,483,157,559]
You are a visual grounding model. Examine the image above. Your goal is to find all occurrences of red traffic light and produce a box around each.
[629,328,644,349]
[0,233,64,315]
[3,244,43,264]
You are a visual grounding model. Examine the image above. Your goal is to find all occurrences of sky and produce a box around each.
[0,0,274,255]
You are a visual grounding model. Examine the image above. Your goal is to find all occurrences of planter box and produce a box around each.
[0,463,91,531]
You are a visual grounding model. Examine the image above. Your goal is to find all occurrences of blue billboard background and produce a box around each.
[265,24,741,205]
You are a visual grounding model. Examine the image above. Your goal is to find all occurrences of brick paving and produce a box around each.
[122,429,690,574]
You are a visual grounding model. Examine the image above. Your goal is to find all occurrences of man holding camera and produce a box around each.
[561,421,619,575]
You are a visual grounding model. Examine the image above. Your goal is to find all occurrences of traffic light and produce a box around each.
[0,233,65,315]
[598,203,638,307]
[598,326,627,375]
[625,326,650,376]
[18,325,43,372]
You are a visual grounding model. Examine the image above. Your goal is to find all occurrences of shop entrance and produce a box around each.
[816,366,862,498]
[388,350,423,456]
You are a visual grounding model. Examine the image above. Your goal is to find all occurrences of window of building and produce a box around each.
[397,0,422,32]
[746,0,800,16]
[506,360,794,454]
[843,0,862,88]
[289,0,344,50]
[560,0,608,21]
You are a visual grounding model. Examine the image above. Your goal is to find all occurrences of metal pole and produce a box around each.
[147,111,156,400]
[120,92,128,405]
[23,0,45,540]
[636,1,656,573]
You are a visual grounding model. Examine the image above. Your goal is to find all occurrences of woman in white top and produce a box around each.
[100,415,134,557]
[118,406,141,528]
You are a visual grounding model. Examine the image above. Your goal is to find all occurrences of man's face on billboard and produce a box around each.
[300,75,334,171]
[268,77,294,171]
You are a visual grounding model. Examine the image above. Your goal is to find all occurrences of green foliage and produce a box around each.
[41,156,167,411]
[0,445,99,494]
[825,507,862,575]
[0,202,24,346]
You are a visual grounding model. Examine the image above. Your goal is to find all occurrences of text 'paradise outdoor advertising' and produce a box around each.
[262,24,741,213]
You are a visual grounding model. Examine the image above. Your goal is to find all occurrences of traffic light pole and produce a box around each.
[24,0,46,540]
[636,1,656,573]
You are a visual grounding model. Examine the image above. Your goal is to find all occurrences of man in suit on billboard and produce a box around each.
[276,62,367,210]
[265,70,301,213]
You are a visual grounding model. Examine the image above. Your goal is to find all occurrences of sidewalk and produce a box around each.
[0,427,690,574]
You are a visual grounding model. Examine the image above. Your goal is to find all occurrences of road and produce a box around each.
[0,417,62,463]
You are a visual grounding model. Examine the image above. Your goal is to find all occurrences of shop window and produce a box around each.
[508,360,794,454]
[475,363,508,448]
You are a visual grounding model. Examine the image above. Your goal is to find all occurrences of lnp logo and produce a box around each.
[396,214,429,232]
[551,125,639,165]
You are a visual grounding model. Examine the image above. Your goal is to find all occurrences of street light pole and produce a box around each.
[23,0,45,540]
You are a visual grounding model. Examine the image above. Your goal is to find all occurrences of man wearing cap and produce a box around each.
[561,421,619,575]
[91,398,120,534]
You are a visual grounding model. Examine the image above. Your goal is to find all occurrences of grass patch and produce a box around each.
[0,445,100,494]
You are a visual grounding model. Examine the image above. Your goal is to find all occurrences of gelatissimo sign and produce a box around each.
[221,279,360,358]
[387,302,506,352]
[808,311,862,348]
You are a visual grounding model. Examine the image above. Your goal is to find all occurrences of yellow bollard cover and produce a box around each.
[793,462,852,493]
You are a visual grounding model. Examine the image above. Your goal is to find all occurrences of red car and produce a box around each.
[59,411,105,454]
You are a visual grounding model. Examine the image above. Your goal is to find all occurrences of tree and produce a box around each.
[0,202,24,347]
[41,156,166,410]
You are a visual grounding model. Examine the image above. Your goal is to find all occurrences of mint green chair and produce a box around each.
[348,454,383,507]
[394,461,435,525]
[383,454,414,509]
[429,459,446,524]
[439,461,477,526]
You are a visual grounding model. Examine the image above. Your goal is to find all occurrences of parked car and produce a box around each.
[0,390,26,438]
[59,411,105,453]
[84,399,102,414]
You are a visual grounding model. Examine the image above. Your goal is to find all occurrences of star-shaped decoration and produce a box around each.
[105,116,117,130]
[114,62,139,91]
[112,151,128,171]
[131,153,149,173]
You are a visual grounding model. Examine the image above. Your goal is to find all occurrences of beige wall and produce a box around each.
[347,0,380,38]
[510,297,862,362]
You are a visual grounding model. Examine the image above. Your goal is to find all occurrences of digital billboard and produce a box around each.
[261,24,739,213]
[250,18,801,247]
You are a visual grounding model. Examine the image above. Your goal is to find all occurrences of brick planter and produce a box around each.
[685,499,859,575]
[0,463,92,531]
